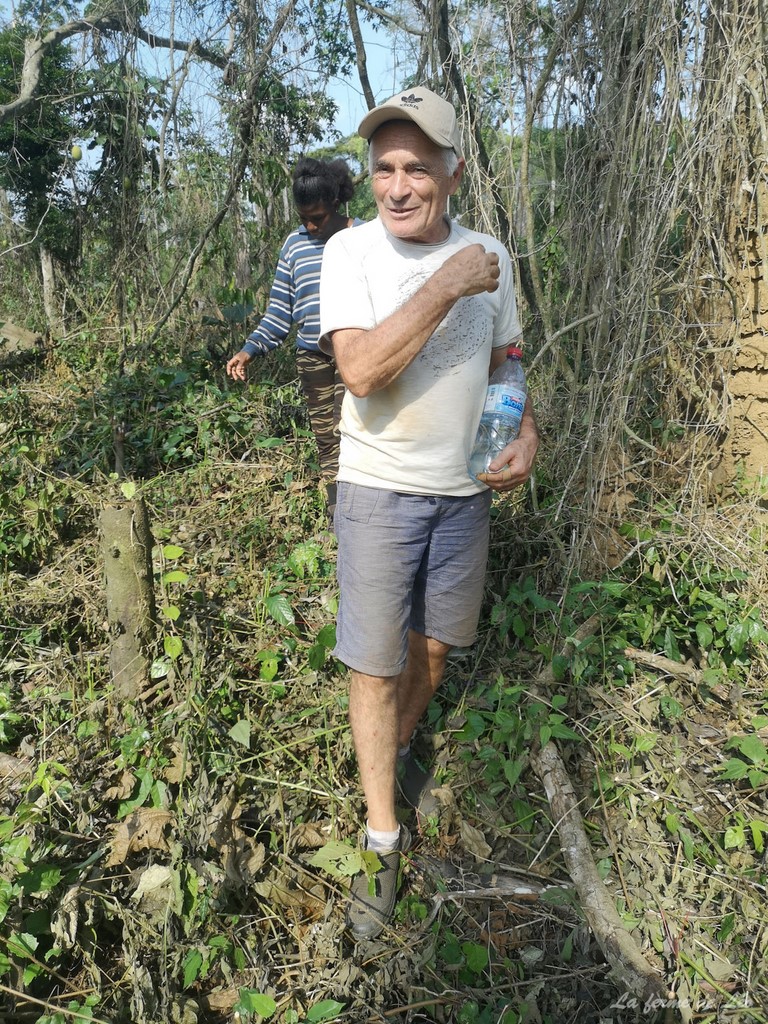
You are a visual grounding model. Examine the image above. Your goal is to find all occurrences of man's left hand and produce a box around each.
[477,434,538,492]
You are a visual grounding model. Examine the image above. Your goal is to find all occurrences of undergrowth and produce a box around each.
[1,336,767,1024]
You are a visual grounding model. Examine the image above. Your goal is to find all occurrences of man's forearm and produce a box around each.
[518,397,539,443]
[329,243,501,397]
[330,264,462,397]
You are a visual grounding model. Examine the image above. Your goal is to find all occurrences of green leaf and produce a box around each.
[307,643,326,671]
[723,826,744,849]
[251,437,285,449]
[551,655,569,681]
[20,865,62,895]
[258,653,279,681]
[717,912,735,943]
[264,593,295,627]
[718,758,750,781]
[162,570,189,584]
[695,621,714,647]
[726,621,749,654]
[308,841,367,879]
[287,541,321,579]
[228,720,251,749]
[6,932,38,959]
[182,948,204,989]
[120,481,137,499]
[733,733,768,765]
[162,544,185,559]
[461,941,489,975]
[150,659,170,679]
[164,635,183,660]
[0,878,12,924]
[316,623,337,648]
[634,733,658,753]
[455,710,486,743]
[749,820,768,853]
[117,766,155,818]
[162,605,180,621]
[235,990,277,1017]
[549,721,580,741]
[660,695,683,721]
[305,1000,346,1022]
[502,757,524,788]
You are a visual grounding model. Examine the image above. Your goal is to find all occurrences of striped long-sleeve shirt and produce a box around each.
[242,222,361,357]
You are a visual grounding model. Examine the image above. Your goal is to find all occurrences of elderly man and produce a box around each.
[319,87,539,939]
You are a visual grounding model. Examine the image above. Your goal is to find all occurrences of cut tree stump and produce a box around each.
[100,498,157,700]
[0,321,44,365]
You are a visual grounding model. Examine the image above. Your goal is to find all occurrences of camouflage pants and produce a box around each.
[295,348,344,498]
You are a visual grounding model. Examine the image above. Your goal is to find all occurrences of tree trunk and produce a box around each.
[100,499,157,700]
[39,245,64,338]
[715,57,768,486]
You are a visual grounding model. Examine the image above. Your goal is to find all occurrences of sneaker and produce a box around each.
[447,644,475,663]
[396,750,440,821]
[346,824,412,940]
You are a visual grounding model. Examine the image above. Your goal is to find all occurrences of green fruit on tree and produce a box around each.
[70,145,83,161]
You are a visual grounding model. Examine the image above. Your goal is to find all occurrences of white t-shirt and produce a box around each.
[319,217,522,496]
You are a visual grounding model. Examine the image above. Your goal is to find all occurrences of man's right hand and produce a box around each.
[443,244,500,297]
[226,351,252,381]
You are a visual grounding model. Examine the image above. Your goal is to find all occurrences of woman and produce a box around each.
[226,157,360,516]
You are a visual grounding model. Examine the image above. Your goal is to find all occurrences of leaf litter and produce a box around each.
[1,376,768,1023]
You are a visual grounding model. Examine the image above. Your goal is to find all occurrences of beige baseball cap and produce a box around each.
[358,87,463,157]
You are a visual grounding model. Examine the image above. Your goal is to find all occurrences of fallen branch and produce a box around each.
[530,741,669,1002]
[528,617,670,1003]
[420,872,566,931]
[624,646,702,685]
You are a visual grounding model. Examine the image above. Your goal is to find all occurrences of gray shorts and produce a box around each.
[333,483,492,676]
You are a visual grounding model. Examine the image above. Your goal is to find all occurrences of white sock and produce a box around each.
[398,744,410,759]
[366,822,400,854]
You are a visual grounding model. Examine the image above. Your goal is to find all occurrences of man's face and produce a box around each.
[369,122,463,245]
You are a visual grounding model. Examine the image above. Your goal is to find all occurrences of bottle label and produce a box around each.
[483,384,526,420]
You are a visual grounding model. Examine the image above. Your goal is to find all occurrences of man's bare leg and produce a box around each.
[348,633,450,831]
[348,670,399,832]
[397,630,451,747]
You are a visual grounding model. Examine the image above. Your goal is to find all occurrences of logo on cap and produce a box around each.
[400,93,423,109]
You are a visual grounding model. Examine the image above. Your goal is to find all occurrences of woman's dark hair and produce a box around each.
[292,157,355,209]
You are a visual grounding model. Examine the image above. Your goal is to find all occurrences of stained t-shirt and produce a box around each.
[319,217,522,496]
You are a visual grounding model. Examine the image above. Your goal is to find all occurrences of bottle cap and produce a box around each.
[507,345,523,359]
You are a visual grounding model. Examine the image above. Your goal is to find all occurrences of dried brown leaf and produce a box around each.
[104,770,137,801]
[105,808,174,867]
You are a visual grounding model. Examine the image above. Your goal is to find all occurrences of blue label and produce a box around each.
[484,383,526,419]
[500,394,525,414]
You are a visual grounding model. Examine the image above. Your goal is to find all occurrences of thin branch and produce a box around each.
[133,24,230,69]
[353,0,425,37]
[345,0,376,109]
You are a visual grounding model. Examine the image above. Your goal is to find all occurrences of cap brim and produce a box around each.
[358,105,414,141]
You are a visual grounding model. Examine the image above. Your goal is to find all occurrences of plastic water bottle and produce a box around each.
[468,345,527,480]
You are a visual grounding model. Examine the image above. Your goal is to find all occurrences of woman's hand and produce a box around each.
[226,351,252,381]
